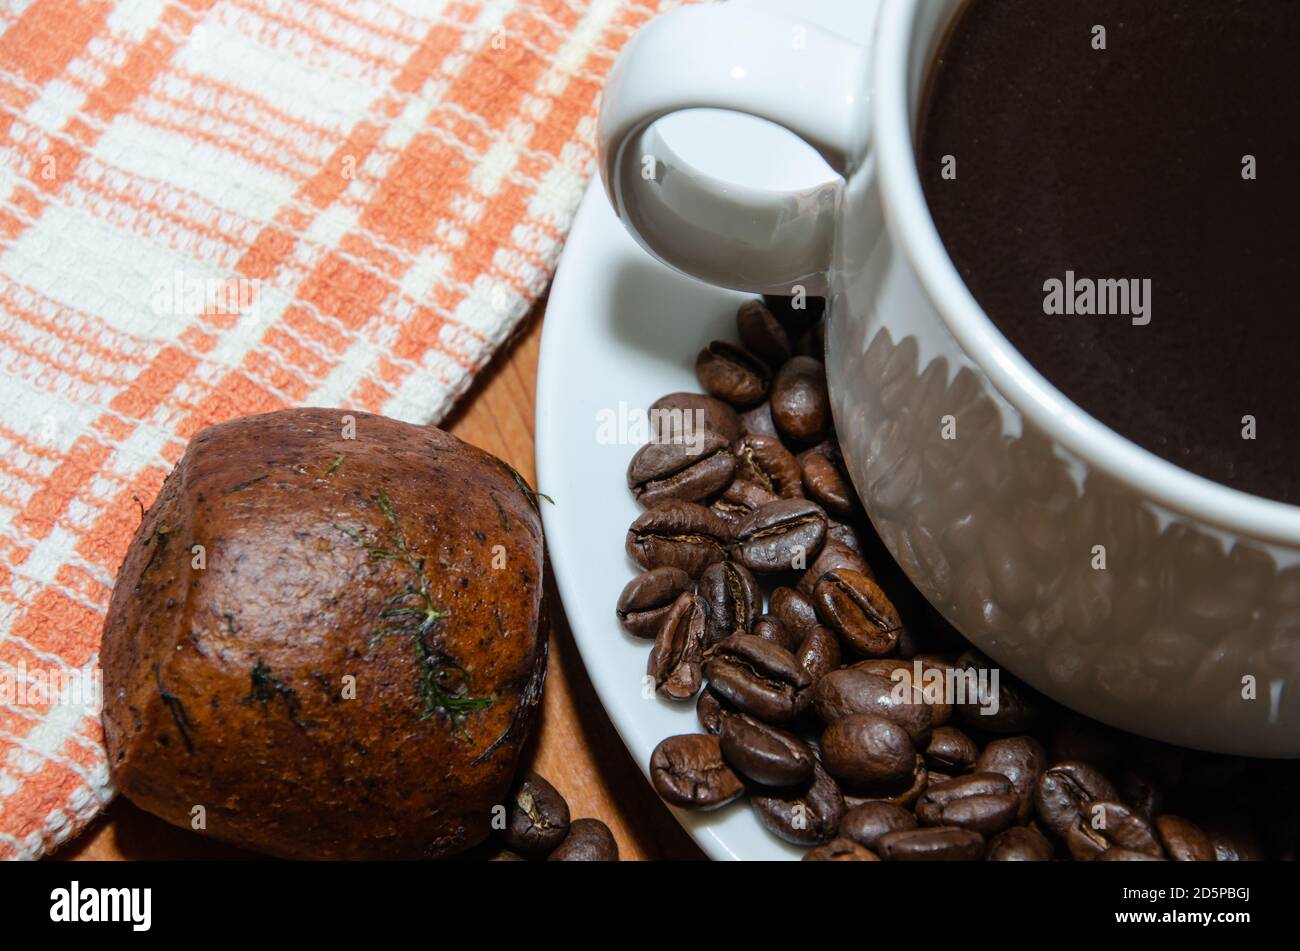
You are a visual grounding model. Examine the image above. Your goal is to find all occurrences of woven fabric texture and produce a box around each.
[0,0,678,860]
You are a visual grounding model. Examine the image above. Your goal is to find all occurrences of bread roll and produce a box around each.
[101,408,548,859]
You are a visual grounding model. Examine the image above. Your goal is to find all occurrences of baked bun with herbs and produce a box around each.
[100,408,549,859]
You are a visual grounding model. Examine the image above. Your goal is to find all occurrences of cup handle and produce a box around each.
[598,4,872,294]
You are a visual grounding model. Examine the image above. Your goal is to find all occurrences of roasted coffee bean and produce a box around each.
[1155,815,1216,862]
[800,450,855,518]
[626,502,729,578]
[751,613,800,652]
[986,826,1054,861]
[916,773,1019,836]
[616,566,694,639]
[954,650,1041,734]
[698,561,762,648]
[649,392,741,443]
[858,755,929,809]
[796,540,873,596]
[905,654,957,726]
[821,713,916,790]
[737,299,792,367]
[825,518,865,553]
[976,736,1047,823]
[709,478,779,531]
[794,435,841,468]
[1034,761,1119,840]
[795,624,842,686]
[704,634,812,724]
[925,726,980,773]
[1065,800,1163,861]
[696,341,770,406]
[627,430,736,506]
[1199,814,1266,861]
[719,712,815,786]
[650,734,745,809]
[803,838,879,861]
[918,777,1019,833]
[770,356,830,443]
[728,478,781,509]
[840,801,917,850]
[697,688,727,735]
[462,840,528,862]
[503,771,571,853]
[895,625,922,661]
[813,669,881,724]
[771,586,819,637]
[876,827,985,861]
[794,320,826,360]
[647,592,705,700]
[548,819,620,861]
[1117,765,1165,822]
[1096,848,1165,861]
[814,568,902,656]
[958,681,1043,735]
[812,668,932,745]
[751,761,845,845]
[879,675,940,746]
[732,433,803,498]
[852,658,910,679]
[731,498,828,573]
[762,293,824,336]
[622,299,1300,865]
[738,401,779,437]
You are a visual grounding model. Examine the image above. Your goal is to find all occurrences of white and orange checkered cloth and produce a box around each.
[0,0,682,860]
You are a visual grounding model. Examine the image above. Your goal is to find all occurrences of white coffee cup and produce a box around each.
[597,0,1300,755]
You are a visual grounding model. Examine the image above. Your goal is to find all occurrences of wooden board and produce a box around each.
[57,299,706,862]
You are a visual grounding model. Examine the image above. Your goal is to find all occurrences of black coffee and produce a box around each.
[919,0,1300,505]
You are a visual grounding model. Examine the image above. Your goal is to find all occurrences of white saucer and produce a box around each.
[536,0,876,860]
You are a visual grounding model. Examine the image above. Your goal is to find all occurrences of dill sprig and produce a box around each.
[339,493,494,736]
[135,523,171,594]
[154,664,194,753]
[224,474,268,495]
[498,459,554,509]
[243,657,306,728]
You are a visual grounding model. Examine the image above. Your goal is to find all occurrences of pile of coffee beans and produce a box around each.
[466,771,619,861]
[621,296,1298,861]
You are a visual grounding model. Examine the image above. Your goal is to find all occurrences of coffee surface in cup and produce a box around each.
[919,0,1300,505]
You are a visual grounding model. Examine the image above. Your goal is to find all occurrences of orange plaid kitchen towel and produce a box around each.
[0,0,683,860]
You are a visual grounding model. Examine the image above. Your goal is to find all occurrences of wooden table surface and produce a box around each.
[57,298,707,862]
